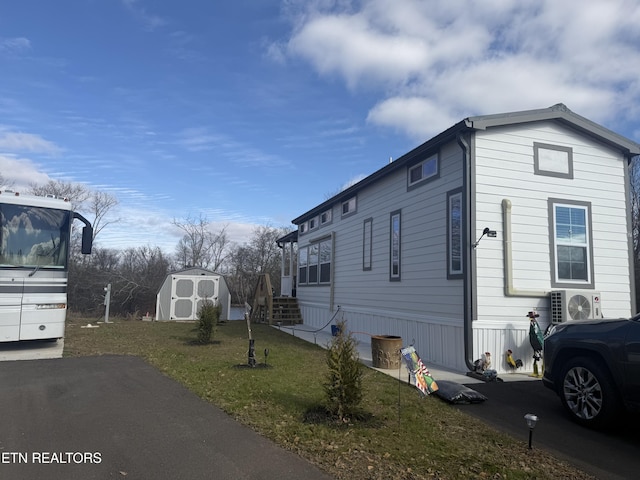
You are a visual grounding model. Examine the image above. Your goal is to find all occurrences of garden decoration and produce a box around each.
[528,311,544,377]
[401,346,439,395]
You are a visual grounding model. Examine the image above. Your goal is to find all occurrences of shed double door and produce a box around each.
[170,275,219,320]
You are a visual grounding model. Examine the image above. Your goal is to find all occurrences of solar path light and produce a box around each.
[524,413,538,449]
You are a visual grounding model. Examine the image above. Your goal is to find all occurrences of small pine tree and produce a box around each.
[196,300,220,344]
[323,319,364,421]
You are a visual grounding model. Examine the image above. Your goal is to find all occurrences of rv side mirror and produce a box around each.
[81,226,93,254]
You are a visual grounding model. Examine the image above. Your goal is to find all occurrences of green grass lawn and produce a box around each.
[64,316,593,480]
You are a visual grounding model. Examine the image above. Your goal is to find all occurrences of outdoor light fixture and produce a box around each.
[473,227,497,248]
[524,413,538,449]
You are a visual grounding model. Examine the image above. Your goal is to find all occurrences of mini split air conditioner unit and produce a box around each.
[550,290,601,323]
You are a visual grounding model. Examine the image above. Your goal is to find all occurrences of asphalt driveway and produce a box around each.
[457,380,640,480]
[0,355,332,480]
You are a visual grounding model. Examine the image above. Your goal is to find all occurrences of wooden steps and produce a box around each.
[270,297,303,325]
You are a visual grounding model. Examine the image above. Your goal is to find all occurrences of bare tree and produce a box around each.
[173,215,230,271]
[27,180,119,244]
[209,226,229,272]
[173,214,210,268]
[114,246,172,315]
[68,245,172,316]
[0,173,15,189]
[88,190,120,241]
[225,225,289,304]
[28,179,90,212]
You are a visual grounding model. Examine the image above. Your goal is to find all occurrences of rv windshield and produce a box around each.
[0,204,71,269]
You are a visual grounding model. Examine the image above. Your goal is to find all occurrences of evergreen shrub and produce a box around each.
[323,319,364,421]
[196,301,220,344]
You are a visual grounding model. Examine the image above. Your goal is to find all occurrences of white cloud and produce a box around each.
[0,154,51,188]
[277,0,640,139]
[0,37,31,55]
[367,97,457,140]
[121,0,167,31]
[288,14,432,89]
[0,131,62,155]
[177,127,292,168]
[342,173,367,191]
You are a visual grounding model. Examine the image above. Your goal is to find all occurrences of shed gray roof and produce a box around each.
[292,104,640,225]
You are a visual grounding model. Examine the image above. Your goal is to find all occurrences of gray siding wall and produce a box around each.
[297,140,466,371]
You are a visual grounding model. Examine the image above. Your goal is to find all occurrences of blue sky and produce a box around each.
[1,0,639,253]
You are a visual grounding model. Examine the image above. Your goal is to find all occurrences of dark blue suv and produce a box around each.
[543,315,640,427]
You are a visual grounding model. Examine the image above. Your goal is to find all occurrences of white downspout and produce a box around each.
[502,198,548,297]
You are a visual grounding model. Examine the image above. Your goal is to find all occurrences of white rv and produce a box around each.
[0,190,93,342]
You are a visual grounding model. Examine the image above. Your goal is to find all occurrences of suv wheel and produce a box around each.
[559,356,620,428]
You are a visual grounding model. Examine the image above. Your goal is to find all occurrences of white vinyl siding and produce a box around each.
[473,122,632,322]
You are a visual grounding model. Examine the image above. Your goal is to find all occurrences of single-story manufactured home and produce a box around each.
[278,104,640,374]
[155,268,231,321]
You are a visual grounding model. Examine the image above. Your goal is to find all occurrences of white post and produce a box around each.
[104,283,111,323]
[281,245,286,296]
[289,242,294,291]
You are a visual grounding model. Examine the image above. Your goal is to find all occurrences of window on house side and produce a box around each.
[408,154,438,187]
[390,210,401,280]
[298,247,308,284]
[553,203,591,283]
[363,218,372,271]
[342,197,356,217]
[299,239,332,286]
[534,143,573,179]
[319,239,332,283]
[308,243,319,284]
[320,209,332,225]
[448,190,463,277]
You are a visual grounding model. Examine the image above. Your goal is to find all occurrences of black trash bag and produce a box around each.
[434,380,488,405]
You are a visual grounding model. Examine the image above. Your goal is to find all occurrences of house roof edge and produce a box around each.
[291,104,640,225]
[468,103,640,156]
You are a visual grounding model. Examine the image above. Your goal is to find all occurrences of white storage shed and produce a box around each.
[155,268,231,321]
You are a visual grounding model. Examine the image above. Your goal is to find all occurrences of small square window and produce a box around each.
[534,143,573,179]
[320,209,332,225]
[309,217,318,230]
[408,154,438,187]
[342,197,356,217]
